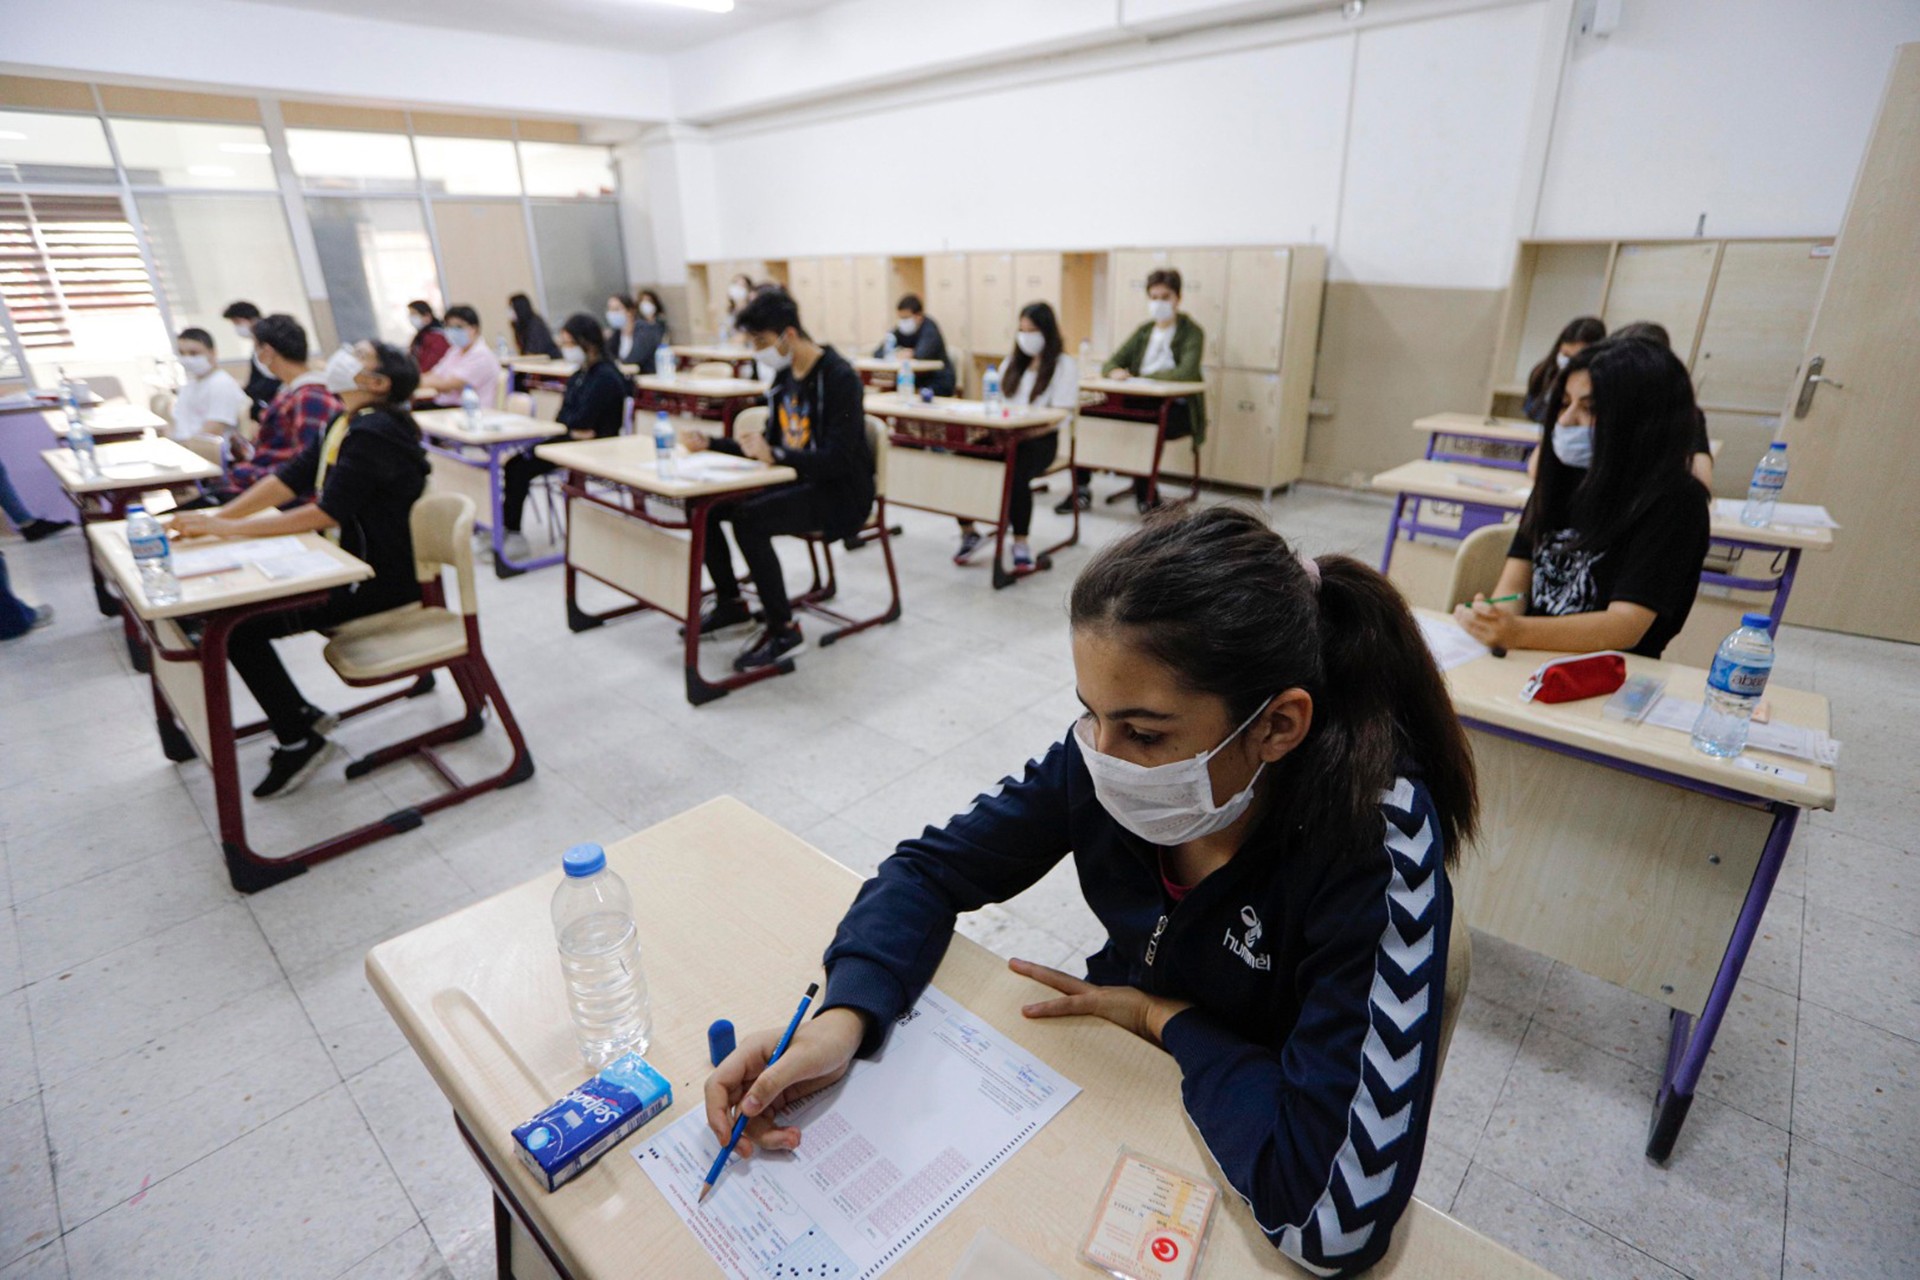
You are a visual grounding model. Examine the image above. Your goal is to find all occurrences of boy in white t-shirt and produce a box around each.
[169,327,252,446]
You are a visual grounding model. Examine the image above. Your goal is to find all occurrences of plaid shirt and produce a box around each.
[232,374,340,492]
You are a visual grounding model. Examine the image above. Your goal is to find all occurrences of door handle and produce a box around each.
[1794,356,1844,418]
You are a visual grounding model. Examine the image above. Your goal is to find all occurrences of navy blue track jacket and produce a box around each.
[820,730,1454,1277]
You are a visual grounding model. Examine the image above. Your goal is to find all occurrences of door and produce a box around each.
[431,201,536,344]
[1600,242,1717,361]
[1693,241,1832,412]
[1779,43,1920,641]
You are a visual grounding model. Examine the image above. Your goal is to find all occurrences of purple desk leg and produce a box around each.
[1380,493,1408,574]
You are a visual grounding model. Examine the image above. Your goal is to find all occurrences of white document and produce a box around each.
[1641,696,1840,765]
[1711,498,1839,530]
[1416,613,1491,672]
[678,452,763,478]
[635,986,1079,1280]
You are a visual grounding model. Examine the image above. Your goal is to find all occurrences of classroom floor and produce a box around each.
[1,479,1914,1280]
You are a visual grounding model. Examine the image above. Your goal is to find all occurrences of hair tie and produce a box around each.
[1298,551,1321,588]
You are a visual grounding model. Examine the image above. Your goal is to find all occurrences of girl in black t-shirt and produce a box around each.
[1457,338,1710,659]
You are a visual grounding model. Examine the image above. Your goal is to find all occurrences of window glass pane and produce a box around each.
[140,194,311,351]
[0,192,169,384]
[0,110,116,185]
[305,197,439,346]
[518,142,616,198]
[109,119,278,191]
[286,128,417,192]
[531,201,626,331]
[414,136,520,196]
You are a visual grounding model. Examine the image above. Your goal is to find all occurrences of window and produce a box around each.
[140,194,310,340]
[286,128,417,192]
[0,110,116,185]
[306,198,438,346]
[0,192,168,378]
[519,142,616,198]
[414,136,520,196]
[531,202,627,328]
[110,119,278,191]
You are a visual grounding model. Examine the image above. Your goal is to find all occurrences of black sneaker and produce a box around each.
[733,623,806,673]
[300,705,340,737]
[20,518,72,543]
[253,733,336,799]
[1053,488,1091,515]
[1136,492,1164,515]
[696,596,754,638]
[953,530,985,565]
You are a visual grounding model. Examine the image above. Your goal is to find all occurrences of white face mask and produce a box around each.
[1555,352,1571,371]
[897,316,920,336]
[233,322,253,340]
[179,354,212,378]
[605,309,627,332]
[1551,422,1593,468]
[728,283,749,304]
[638,300,657,320]
[323,346,362,395]
[409,313,429,332]
[1074,700,1274,847]
[252,350,273,377]
[561,345,586,368]
[1148,298,1175,324]
[446,327,473,350]
[1016,330,1045,357]
[756,339,792,375]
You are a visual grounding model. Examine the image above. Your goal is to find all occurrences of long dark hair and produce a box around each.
[1521,338,1704,551]
[1001,301,1062,404]
[562,312,609,366]
[1069,506,1476,866]
[1525,315,1606,410]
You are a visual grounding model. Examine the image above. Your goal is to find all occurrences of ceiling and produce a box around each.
[224,0,843,53]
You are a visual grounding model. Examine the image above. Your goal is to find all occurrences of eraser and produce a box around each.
[708,1019,736,1066]
[512,1053,672,1192]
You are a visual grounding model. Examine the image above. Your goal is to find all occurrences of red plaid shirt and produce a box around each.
[232,374,341,492]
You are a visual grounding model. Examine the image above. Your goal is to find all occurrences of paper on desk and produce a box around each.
[677,452,762,478]
[1641,696,1840,765]
[1711,498,1840,530]
[635,985,1079,1280]
[1417,613,1491,672]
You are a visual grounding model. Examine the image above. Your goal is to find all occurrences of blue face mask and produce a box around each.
[446,327,473,350]
[1551,422,1593,468]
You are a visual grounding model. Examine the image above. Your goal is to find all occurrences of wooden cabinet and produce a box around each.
[821,255,857,349]
[1693,241,1830,412]
[1012,252,1062,315]
[924,253,967,338]
[1205,369,1282,487]
[1105,249,1166,355]
[1222,247,1290,369]
[968,253,1014,356]
[1602,241,1718,359]
[1176,250,1229,365]
[854,255,892,348]
[785,258,824,335]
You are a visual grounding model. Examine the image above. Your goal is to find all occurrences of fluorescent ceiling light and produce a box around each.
[0,131,27,141]
[219,142,272,154]
[188,164,236,177]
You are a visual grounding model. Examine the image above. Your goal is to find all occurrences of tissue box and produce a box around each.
[512,1053,673,1191]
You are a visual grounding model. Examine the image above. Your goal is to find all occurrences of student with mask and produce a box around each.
[629,290,670,374]
[679,289,874,672]
[499,313,630,563]
[1458,338,1710,660]
[704,505,1474,1279]
[407,301,451,375]
[419,305,501,408]
[872,293,956,396]
[1521,316,1605,423]
[1608,321,1715,487]
[170,341,429,813]
[169,328,251,446]
[228,315,339,493]
[1062,268,1207,514]
[223,300,280,419]
[954,302,1076,570]
[508,293,561,360]
[724,274,754,340]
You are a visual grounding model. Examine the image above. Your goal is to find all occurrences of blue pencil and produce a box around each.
[698,981,819,1204]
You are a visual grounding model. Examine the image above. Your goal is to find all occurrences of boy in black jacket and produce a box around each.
[682,289,874,673]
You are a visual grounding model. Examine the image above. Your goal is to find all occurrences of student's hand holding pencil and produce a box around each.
[1454,592,1522,654]
[703,1006,865,1158]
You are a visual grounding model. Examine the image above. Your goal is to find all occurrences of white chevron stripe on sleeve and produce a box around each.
[1382,776,1416,812]
[1277,1226,1342,1276]
[1370,971,1430,1032]
[1353,1085,1413,1148]
[1316,1196,1377,1257]
[1381,920,1434,976]
[1337,1144,1399,1208]
[1363,1026,1423,1091]
[1384,813,1434,865]
[1387,861,1436,920]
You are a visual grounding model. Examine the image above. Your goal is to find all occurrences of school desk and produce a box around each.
[850,355,944,387]
[39,402,168,440]
[533,435,800,705]
[631,374,766,440]
[866,392,1074,589]
[1075,376,1209,508]
[1412,413,1725,472]
[1372,459,1833,632]
[506,357,640,394]
[662,344,758,378]
[367,795,1559,1280]
[416,408,566,578]
[1428,610,1835,1158]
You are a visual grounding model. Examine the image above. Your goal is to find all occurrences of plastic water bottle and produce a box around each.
[1078,339,1093,370]
[897,357,916,399]
[495,335,511,366]
[125,504,180,605]
[1691,612,1775,757]
[882,332,898,357]
[653,410,676,479]
[983,364,1003,418]
[656,345,675,381]
[1741,442,1788,527]
[460,384,482,432]
[64,406,99,478]
[551,844,651,1068]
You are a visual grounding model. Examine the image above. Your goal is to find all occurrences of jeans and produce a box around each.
[0,459,34,528]
[0,549,35,639]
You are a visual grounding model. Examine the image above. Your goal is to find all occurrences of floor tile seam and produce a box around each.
[30,970,291,1093]
[339,1054,455,1227]
[1783,1131,1920,1192]
[13,892,240,986]
[1461,1160,1713,1280]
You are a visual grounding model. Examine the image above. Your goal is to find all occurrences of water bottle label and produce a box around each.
[1751,473,1785,493]
[1708,655,1769,697]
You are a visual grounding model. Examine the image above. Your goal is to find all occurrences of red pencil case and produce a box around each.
[1519,651,1628,704]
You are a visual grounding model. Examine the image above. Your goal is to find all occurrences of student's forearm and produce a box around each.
[1507,608,1651,653]
[1690,453,1714,486]
[215,505,337,538]
[219,476,298,518]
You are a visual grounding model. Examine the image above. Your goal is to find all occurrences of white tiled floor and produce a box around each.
[2,479,1916,1280]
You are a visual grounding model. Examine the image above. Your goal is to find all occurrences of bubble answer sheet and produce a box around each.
[635,985,1080,1280]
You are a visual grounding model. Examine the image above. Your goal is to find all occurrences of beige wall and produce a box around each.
[1301,282,1505,489]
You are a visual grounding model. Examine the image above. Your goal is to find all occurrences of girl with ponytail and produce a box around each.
[703,505,1475,1277]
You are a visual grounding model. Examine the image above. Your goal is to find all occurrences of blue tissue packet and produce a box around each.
[512,1053,673,1191]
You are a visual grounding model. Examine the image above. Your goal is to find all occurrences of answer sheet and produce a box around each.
[635,985,1079,1280]
[1416,613,1491,672]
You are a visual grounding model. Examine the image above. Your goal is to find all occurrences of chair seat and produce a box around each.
[324,605,468,681]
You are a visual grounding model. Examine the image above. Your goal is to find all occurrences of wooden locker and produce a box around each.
[923,253,967,345]
[821,255,857,349]
[969,253,1015,357]
[1172,250,1229,364]
[1502,242,1611,386]
[1601,242,1718,360]
[1106,249,1167,354]
[1222,248,1290,370]
[1012,252,1063,313]
[683,265,711,344]
[785,258,825,334]
[1204,370,1281,487]
[854,254,892,350]
[1693,241,1831,412]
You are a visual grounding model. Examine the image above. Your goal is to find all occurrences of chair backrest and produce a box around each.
[691,361,734,379]
[733,404,769,441]
[78,375,125,403]
[503,391,535,418]
[863,413,889,497]
[530,388,564,422]
[1445,522,1514,611]
[410,491,479,616]
[1435,906,1473,1080]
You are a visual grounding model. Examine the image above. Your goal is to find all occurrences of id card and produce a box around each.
[1080,1148,1219,1280]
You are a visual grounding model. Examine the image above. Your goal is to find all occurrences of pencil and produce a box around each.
[698,981,819,1204]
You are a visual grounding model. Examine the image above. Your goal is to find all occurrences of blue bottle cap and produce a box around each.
[561,843,606,877]
[708,1019,736,1067]
[126,503,144,514]
[1769,441,1787,450]
[1741,612,1774,630]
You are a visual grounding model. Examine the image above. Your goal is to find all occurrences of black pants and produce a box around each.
[703,485,830,630]
[227,586,415,744]
[1073,399,1193,498]
[502,451,556,533]
[961,433,1058,538]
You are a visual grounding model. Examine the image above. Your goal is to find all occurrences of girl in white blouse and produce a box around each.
[955,301,1078,572]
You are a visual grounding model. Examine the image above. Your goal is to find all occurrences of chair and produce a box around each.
[77,375,126,404]
[1444,522,1514,611]
[322,492,535,801]
[691,361,734,379]
[504,391,535,417]
[1436,906,1473,1080]
[793,413,903,645]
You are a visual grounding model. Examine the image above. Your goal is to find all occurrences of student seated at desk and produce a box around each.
[1610,321,1714,487]
[406,300,451,376]
[706,506,1474,1278]
[227,315,339,493]
[1063,267,1207,514]
[223,300,280,421]
[681,289,874,673]
[508,293,561,360]
[873,293,956,396]
[169,327,251,449]
[724,274,754,338]
[608,290,669,373]
[954,302,1076,570]
[418,305,500,408]
[1458,338,1710,659]
[170,341,429,801]
[1521,315,1604,423]
[500,313,630,561]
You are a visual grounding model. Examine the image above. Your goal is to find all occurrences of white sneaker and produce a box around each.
[501,532,532,563]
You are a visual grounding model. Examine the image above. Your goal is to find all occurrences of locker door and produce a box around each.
[1222,248,1290,370]
[1204,369,1281,487]
[969,252,1015,358]
[1601,242,1718,361]
[1172,250,1229,365]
